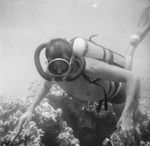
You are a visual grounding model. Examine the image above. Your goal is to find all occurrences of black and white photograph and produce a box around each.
[0,0,150,145]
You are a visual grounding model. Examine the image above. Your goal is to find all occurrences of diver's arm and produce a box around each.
[85,57,139,131]
[10,80,53,142]
[28,80,52,113]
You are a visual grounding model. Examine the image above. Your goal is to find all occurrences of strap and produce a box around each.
[82,73,101,85]
[88,34,124,58]
[82,73,108,111]
[107,82,120,99]
[88,34,125,69]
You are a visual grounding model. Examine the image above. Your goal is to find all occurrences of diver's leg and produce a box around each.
[125,7,150,70]
[111,79,141,119]
[111,7,150,116]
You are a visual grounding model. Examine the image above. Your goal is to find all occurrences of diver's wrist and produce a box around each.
[122,107,134,118]
[27,106,35,114]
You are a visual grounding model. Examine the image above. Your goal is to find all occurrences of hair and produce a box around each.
[45,38,73,62]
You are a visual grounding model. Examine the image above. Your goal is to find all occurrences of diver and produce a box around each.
[11,7,150,142]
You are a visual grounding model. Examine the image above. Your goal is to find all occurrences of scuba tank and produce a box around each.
[75,35,126,69]
[71,35,126,69]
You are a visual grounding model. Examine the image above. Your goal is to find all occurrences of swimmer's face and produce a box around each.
[45,38,73,77]
[48,58,70,76]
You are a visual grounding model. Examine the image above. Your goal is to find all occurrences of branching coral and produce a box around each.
[0,83,80,146]
[1,82,150,146]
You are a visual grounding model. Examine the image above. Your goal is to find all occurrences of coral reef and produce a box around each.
[0,82,150,146]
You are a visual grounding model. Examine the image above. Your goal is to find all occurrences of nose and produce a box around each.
[57,67,62,75]
[56,62,63,75]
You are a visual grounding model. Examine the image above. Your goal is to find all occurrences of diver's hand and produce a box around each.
[10,111,32,142]
[117,113,134,138]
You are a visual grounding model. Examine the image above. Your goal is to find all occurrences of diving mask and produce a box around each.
[47,57,74,78]
[34,42,85,81]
